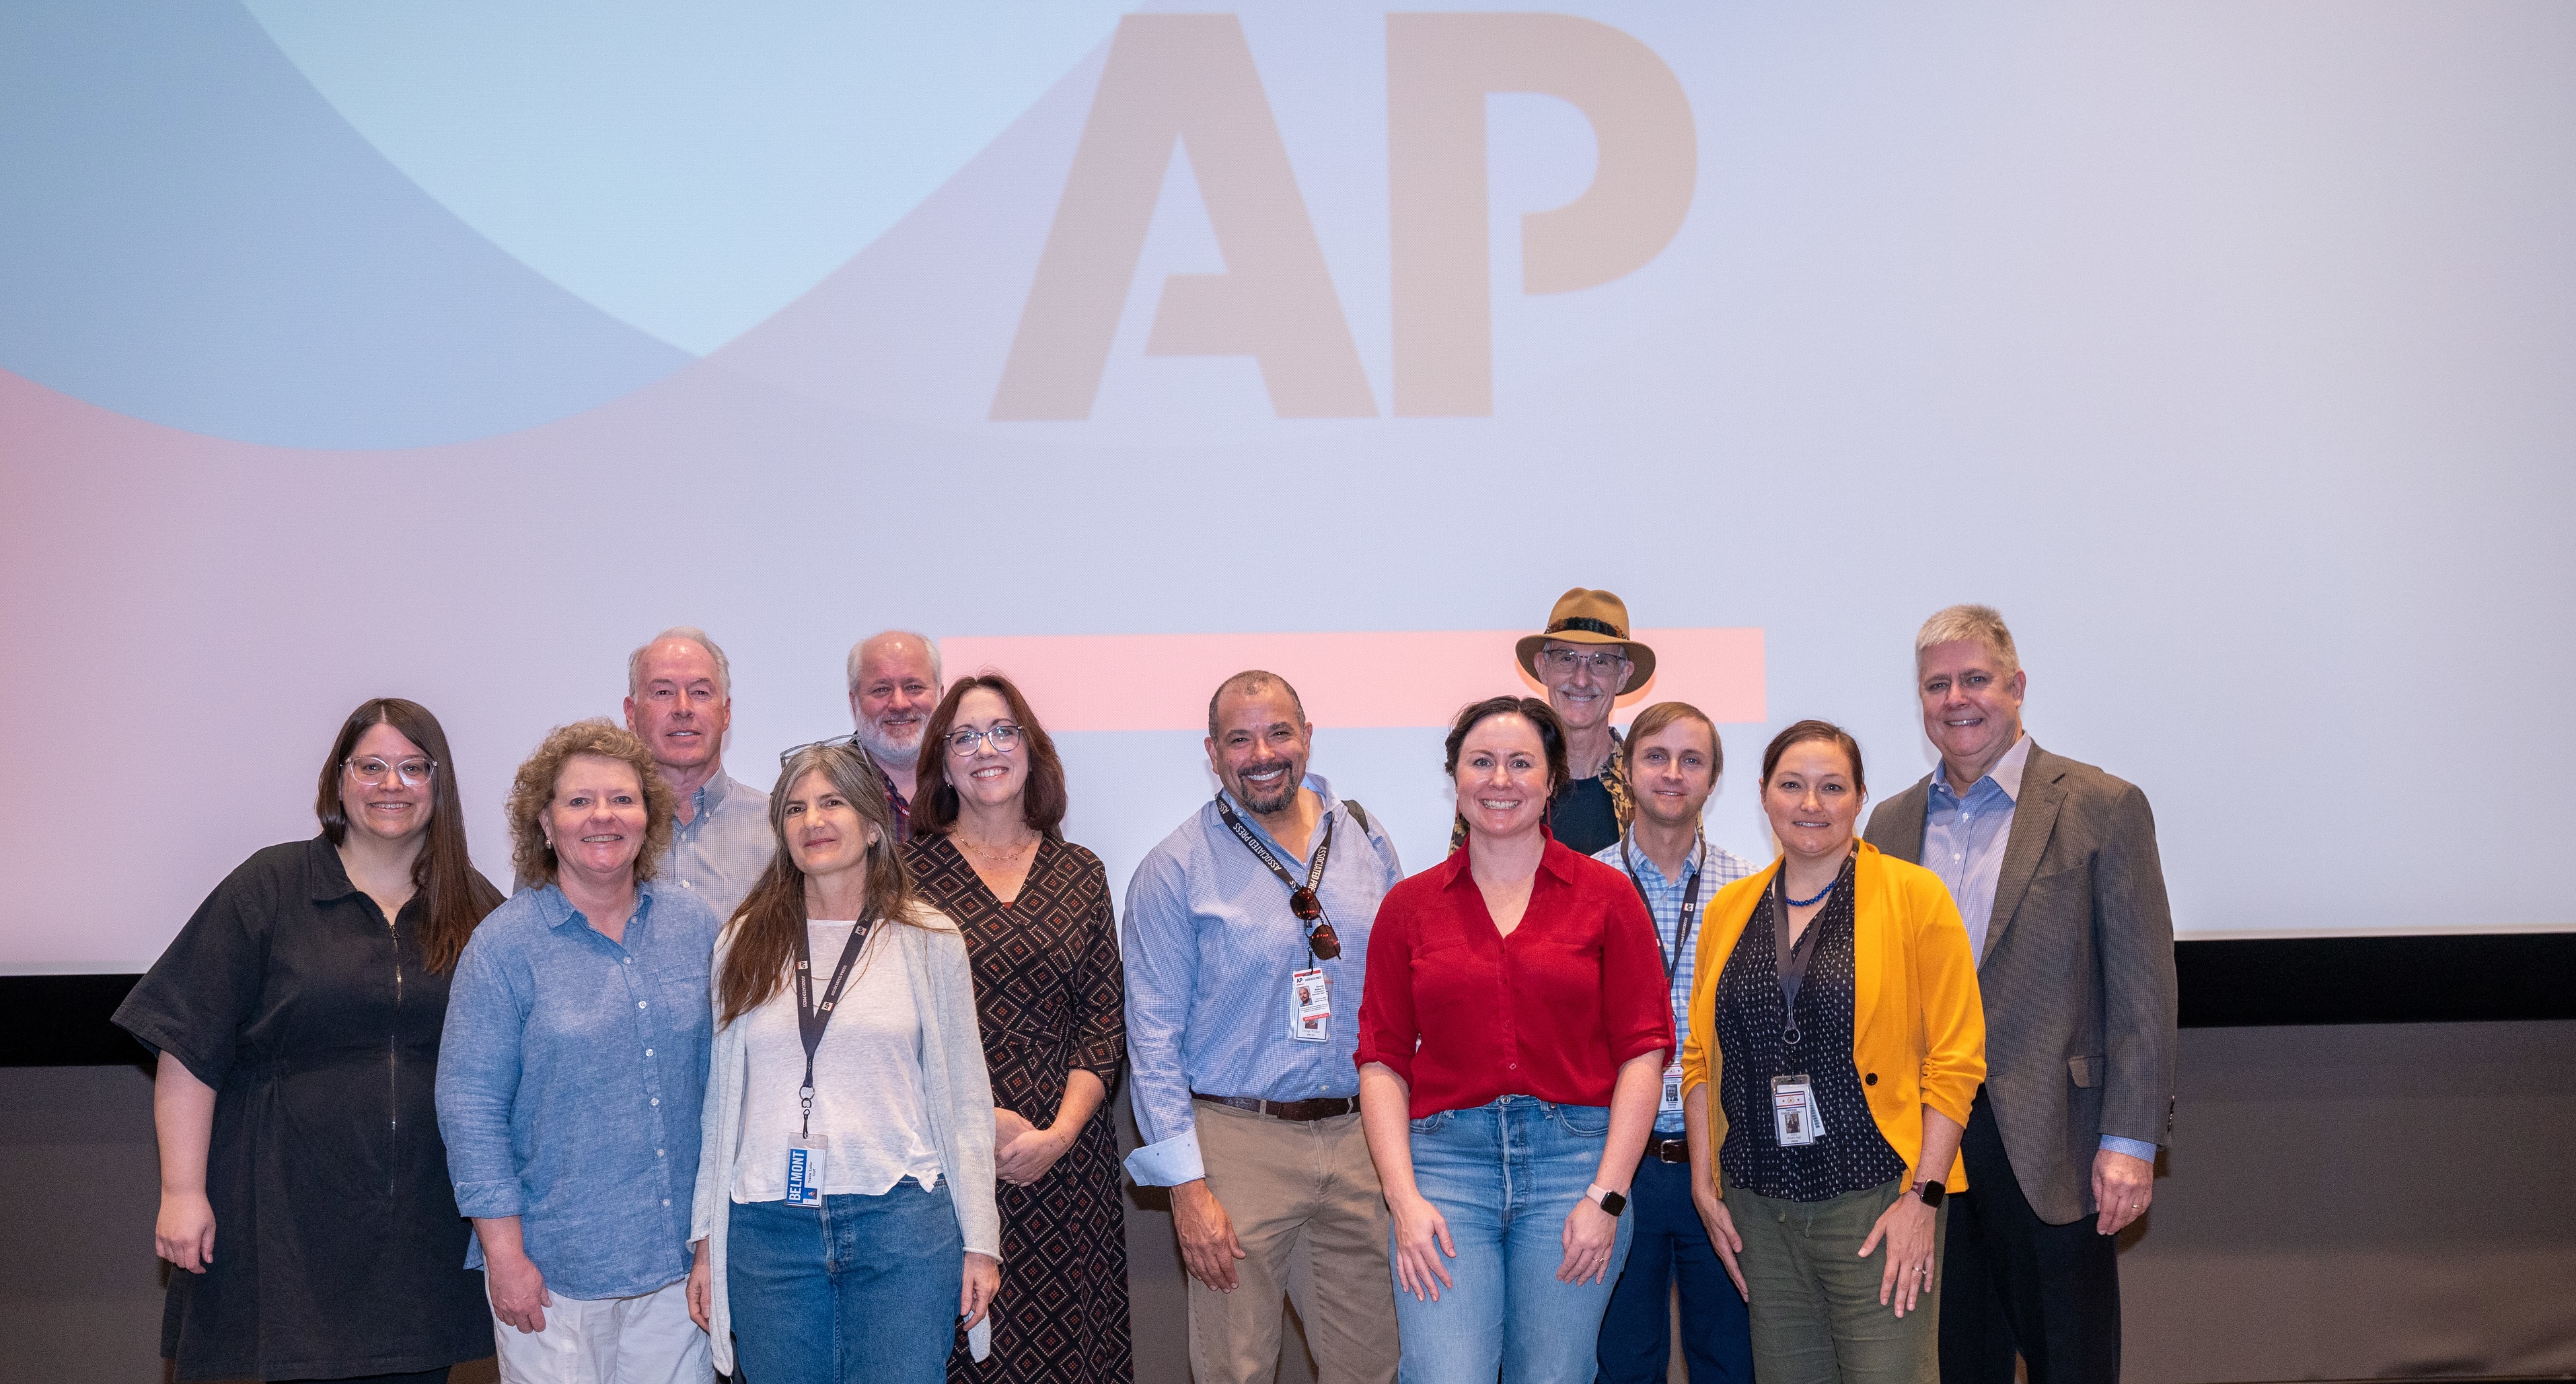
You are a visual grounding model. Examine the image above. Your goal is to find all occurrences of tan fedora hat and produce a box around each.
[1516,588,1655,688]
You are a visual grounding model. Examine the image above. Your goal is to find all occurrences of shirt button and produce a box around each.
[658,1149,666,1157]
[645,1048,655,1057]
[624,957,634,965]
[684,881,694,889]
[663,1199,671,1206]
[638,1000,648,1009]
[651,1097,660,1105]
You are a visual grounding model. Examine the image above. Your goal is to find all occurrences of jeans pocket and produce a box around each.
[1409,1109,1453,1134]
[1555,1103,1611,1137]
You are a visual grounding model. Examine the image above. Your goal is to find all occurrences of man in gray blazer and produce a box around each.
[1863,605,2176,1384]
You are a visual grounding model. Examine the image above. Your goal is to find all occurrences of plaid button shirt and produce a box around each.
[1594,828,1758,1134]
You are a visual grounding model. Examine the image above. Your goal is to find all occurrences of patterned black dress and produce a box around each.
[905,833,1132,1384]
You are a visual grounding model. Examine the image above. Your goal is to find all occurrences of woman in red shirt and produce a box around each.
[1356,695,1673,1384]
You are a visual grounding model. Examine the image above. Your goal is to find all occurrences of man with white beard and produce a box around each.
[842,629,944,840]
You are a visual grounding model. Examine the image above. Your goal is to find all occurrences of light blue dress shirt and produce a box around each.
[435,881,719,1299]
[1593,830,1757,1134]
[661,770,772,924]
[1121,774,1403,1186]
[1924,734,2155,1164]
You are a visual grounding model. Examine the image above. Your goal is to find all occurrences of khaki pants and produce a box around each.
[486,1274,710,1384]
[1730,1177,1946,1384]
[1187,1101,1399,1384]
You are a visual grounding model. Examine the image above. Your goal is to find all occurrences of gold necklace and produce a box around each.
[957,830,1037,869]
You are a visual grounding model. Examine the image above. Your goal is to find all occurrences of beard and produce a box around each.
[1233,759,1301,815]
[854,716,924,771]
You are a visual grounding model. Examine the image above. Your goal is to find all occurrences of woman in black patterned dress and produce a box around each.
[904,672,1131,1384]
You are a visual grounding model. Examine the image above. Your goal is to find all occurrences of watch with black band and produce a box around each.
[1586,1183,1628,1217]
[1908,1178,1946,1209]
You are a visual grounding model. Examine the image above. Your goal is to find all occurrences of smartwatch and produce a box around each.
[1909,1179,1946,1209]
[1586,1183,1627,1217]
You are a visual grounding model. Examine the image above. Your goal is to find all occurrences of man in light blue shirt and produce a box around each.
[624,626,772,919]
[1123,671,1403,1384]
[1589,702,1757,1384]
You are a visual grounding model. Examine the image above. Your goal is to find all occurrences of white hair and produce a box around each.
[844,630,944,696]
[628,626,733,698]
[1913,604,2020,676]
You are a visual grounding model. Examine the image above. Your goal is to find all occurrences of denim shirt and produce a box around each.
[1121,774,1403,1186]
[435,881,719,1300]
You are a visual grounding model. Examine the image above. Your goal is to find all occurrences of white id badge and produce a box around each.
[1660,1060,1686,1117]
[784,1136,827,1206]
[1289,968,1331,1042]
[1771,1076,1825,1146]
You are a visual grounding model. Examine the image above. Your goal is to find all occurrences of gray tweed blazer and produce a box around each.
[1864,741,2177,1226]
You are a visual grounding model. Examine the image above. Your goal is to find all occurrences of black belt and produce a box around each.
[1193,1093,1357,1122]
[1643,1134,1691,1164]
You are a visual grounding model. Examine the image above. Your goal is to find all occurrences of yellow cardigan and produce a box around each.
[1680,840,1986,1191]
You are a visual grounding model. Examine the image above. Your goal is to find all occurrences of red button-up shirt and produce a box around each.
[1355,832,1675,1118]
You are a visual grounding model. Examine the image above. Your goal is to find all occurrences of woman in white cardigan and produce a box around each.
[686,741,1000,1384]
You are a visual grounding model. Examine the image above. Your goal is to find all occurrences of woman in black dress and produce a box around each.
[902,673,1130,1384]
[115,698,505,1384]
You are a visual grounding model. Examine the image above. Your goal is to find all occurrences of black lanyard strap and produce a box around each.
[793,914,874,1136]
[1771,856,1849,1048]
[1619,828,1704,984]
[1214,794,1338,959]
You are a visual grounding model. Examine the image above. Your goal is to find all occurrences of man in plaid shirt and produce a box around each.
[1591,702,1757,1384]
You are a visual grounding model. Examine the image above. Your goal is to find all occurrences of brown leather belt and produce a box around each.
[1193,1093,1357,1122]
[1644,1135,1691,1165]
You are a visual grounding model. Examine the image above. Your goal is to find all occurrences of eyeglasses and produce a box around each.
[1541,647,1631,675]
[1289,887,1343,959]
[780,733,875,768]
[346,756,435,787]
[946,723,1023,758]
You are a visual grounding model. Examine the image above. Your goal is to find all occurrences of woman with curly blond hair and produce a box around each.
[436,719,723,1384]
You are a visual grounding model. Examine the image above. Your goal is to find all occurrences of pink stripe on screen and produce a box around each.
[936,629,1764,733]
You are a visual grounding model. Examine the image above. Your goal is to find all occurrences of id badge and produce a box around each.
[784,1136,827,1207]
[1660,1060,1686,1117]
[1288,968,1331,1043]
[1771,1076,1825,1146]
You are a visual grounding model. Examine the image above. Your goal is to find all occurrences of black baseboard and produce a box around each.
[4,932,2573,1064]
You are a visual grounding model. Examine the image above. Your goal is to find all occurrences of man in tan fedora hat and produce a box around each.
[1489,587,1655,854]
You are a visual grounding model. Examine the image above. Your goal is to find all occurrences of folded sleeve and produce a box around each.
[113,854,277,1088]
[435,937,531,1219]
[1908,873,1986,1132]
[1350,881,1421,1085]
[1598,885,1675,1070]
[1119,850,1203,1183]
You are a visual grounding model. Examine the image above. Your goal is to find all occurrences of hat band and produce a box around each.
[1546,616,1627,640]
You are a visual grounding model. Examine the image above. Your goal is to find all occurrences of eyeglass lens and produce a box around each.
[949,724,1023,756]
[1543,649,1627,673]
[349,757,433,786]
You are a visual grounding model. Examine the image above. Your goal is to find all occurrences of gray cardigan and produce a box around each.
[691,906,999,1373]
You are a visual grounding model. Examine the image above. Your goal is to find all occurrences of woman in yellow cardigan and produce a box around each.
[1681,720,1985,1384]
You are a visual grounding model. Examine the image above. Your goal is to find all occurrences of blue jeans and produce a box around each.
[1393,1096,1635,1384]
[1596,1153,1755,1384]
[726,1179,965,1384]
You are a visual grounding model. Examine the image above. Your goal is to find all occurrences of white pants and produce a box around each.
[486,1274,712,1384]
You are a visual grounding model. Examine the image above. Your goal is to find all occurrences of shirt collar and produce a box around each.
[531,880,656,930]
[1932,731,2033,803]
[1439,824,1576,887]
[304,834,362,904]
[696,772,733,815]
[1212,772,1341,850]
[1619,824,1704,889]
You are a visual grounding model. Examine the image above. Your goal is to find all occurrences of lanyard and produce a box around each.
[1771,858,1846,1048]
[1213,793,1335,958]
[793,915,873,1137]
[1618,828,1704,984]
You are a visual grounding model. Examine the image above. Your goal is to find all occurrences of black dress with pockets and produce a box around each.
[113,835,495,1381]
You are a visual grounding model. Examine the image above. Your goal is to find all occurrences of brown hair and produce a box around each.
[505,719,676,888]
[1621,701,1722,778]
[315,698,503,974]
[909,673,1068,840]
[716,742,930,1027]
[1759,719,1867,793]
[1444,695,1571,797]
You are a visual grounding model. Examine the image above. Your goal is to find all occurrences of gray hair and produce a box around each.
[844,630,945,696]
[628,625,733,698]
[1913,604,2019,676]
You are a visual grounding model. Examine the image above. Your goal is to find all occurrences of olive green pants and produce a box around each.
[1727,1176,1946,1384]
